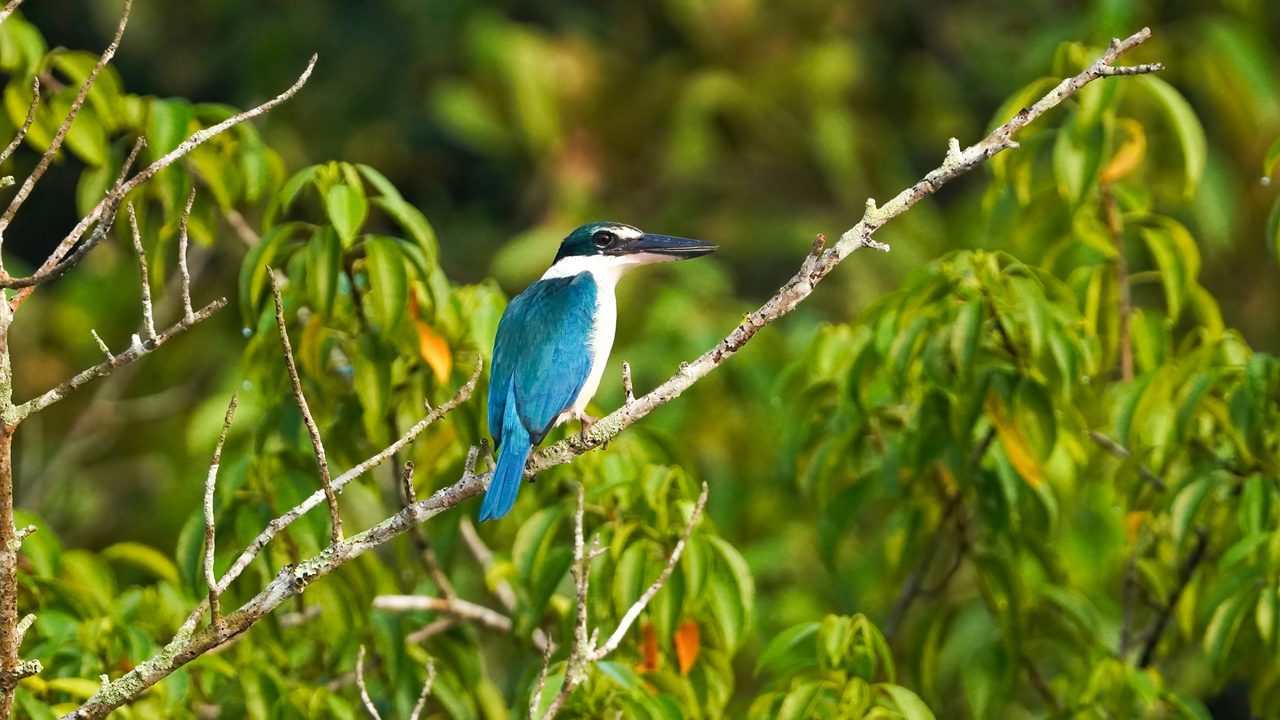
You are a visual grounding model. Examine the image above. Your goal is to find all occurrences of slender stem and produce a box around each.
[0,427,18,720]
[270,274,341,544]
[1137,528,1209,668]
[1102,185,1133,381]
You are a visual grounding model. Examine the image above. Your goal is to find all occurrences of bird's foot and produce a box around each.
[578,412,599,445]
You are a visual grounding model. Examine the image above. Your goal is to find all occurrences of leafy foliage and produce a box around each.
[3,3,1280,719]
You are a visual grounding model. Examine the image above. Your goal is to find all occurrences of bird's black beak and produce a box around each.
[612,233,718,260]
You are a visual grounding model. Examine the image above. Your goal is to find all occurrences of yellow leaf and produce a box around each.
[1125,511,1146,543]
[415,319,452,382]
[985,394,1043,489]
[1100,118,1146,185]
[636,621,660,672]
[675,620,700,675]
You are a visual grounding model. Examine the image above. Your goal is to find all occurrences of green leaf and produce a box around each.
[1170,477,1212,546]
[356,163,404,201]
[237,222,306,328]
[775,681,828,720]
[950,296,983,379]
[1135,75,1207,198]
[880,684,937,720]
[706,537,754,651]
[513,508,562,584]
[1203,588,1256,670]
[1264,135,1280,178]
[755,621,820,676]
[362,236,409,332]
[613,540,653,616]
[597,661,645,692]
[305,227,342,319]
[147,98,193,161]
[325,183,368,246]
[1052,112,1106,205]
[373,195,438,261]
[1141,227,1190,322]
[102,541,180,585]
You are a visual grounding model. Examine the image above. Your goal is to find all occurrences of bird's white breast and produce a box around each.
[541,254,634,422]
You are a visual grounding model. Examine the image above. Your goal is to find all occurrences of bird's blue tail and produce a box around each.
[480,428,531,522]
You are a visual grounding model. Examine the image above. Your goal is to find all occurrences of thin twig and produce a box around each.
[403,618,460,645]
[401,461,456,598]
[529,640,555,719]
[270,272,341,544]
[355,645,383,720]
[526,30,1163,475]
[68,31,1163,720]
[0,77,38,167]
[15,298,225,420]
[177,189,196,321]
[0,136,146,293]
[409,659,436,720]
[0,0,26,27]
[373,595,513,633]
[187,357,481,625]
[1137,528,1209,668]
[0,0,131,234]
[204,393,238,628]
[459,516,517,611]
[621,362,635,404]
[126,204,157,341]
[12,54,317,310]
[1089,431,1165,492]
[590,482,708,662]
[541,483,708,720]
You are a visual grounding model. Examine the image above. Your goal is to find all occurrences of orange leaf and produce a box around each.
[1125,511,1146,543]
[675,620,700,675]
[1100,118,1147,185]
[636,621,660,672]
[985,394,1043,489]
[415,319,452,382]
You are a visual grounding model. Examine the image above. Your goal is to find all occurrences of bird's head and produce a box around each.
[550,222,716,274]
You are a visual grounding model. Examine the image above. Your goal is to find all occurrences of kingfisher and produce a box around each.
[480,222,717,521]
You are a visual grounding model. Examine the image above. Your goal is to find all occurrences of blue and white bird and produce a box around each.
[481,222,716,521]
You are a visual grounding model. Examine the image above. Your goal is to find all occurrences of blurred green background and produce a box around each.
[4,0,1280,717]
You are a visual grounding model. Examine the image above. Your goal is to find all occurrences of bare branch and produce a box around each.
[0,77,38,167]
[459,517,517,611]
[0,136,146,293]
[1137,528,1209,668]
[589,482,707,662]
[177,189,196,321]
[408,659,436,720]
[204,394,238,629]
[403,618,459,645]
[126,204,157,341]
[620,361,635,404]
[15,298,225,419]
[1089,430,1166,492]
[537,485,593,720]
[355,645,383,720]
[0,0,26,27]
[528,641,555,720]
[269,272,342,544]
[0,0,131,234]
[13,54,317,310]
[65,30,1163,720]
[400,461,456,598]
[373,595,512,634]
[205,356,481,604]
[525,27,1163,475]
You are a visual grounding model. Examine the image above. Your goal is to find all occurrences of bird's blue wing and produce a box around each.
[488,273,597,447]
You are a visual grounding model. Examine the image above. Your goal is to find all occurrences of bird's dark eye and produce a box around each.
[592,230,617,249]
